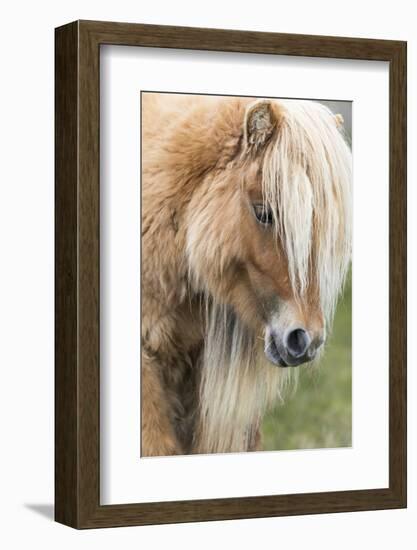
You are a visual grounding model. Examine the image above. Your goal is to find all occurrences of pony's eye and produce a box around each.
[253,204,274,225]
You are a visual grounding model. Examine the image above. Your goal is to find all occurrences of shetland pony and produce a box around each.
[141,93,352,456]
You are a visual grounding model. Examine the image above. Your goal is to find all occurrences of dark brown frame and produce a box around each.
[55,20,407,529]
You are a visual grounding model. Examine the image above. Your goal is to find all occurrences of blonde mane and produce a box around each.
[263,100,352,322]
[197,300,294,453]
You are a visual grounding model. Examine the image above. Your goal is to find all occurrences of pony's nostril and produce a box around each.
[286,329,310,358]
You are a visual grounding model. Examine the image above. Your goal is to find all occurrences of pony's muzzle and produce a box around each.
[265,326,324,367]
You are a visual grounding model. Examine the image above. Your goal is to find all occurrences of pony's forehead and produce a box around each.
[240,141,313,198]
[241,162,263,191]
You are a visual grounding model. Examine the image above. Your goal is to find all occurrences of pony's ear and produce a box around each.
[244,100,277,148]
[334,113,344,128]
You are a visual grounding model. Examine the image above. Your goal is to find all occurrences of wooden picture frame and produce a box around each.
[55,20,407,528]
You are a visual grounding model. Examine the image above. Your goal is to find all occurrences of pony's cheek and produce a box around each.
[245,257,293,309]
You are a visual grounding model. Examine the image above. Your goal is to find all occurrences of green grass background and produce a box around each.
[262,271,352,450]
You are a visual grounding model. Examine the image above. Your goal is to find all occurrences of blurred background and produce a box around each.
[319,99,352,144]
[262,99,352,451]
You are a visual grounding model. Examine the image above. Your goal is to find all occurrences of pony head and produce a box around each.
[186,98,352,370]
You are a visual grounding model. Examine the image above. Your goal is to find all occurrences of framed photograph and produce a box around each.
[55,20,406,528]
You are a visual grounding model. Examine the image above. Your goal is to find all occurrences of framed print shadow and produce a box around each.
[55,20,407,528]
